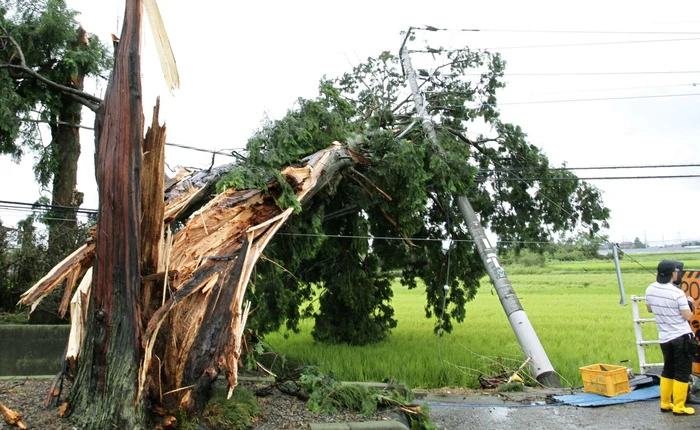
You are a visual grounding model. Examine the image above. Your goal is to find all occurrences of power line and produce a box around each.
[467,71,700,76]
[17,118,242,158]
[616,247,656,275]
[427,82,700,96]
[461,92,700,106]
[277,232,572,245]
[410,37,700,52]
[486,37,700,50]
[0,200,98,214]
[164,142,244,157]
[521,82,700,96]
[480,163,700,173]
[413,26,700,35]
[478,174,700,182]
[404,33,690,248]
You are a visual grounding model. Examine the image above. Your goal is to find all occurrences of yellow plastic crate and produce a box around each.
[579,364,631,397]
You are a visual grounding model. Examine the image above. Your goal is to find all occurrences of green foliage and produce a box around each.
[0,213,91,314]
[219,45,609,343]
[544,232,607,262]
[298,366,435,429]
[0,0,111,185]
[633,237,646,249]
[177,386,260,430]
[0,215,48,312]
[506,250,547,267]
[497,382,526,392]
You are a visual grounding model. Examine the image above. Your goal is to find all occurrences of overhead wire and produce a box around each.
[476,93,700,106]
[409,37,700,52]
[0,200,98,214]
[478,174,700,182]
[412,26,700,35]
[616,246,657,276]
[481,163,700,172]
[407,28,697,269]
[518,82,700,96]
[486,37,700,50]
[17,118,243,158]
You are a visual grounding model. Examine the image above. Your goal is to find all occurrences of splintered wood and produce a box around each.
[18,242,95,316]
[0,403,27,429]
[20,141,356,413]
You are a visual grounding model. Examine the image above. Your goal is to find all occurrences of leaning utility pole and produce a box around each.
[400,41,561,387]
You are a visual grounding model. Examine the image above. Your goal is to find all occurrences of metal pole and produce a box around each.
[400,44,561,387]
[612,244,627,305]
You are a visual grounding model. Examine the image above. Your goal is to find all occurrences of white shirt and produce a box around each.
[645,281,692,343]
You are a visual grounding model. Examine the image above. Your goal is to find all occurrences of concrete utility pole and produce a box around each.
[612,244,627,306]
[400,44,561,387]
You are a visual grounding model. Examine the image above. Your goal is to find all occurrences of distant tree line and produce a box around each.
[0,214,92,318]
[500,232,609,266]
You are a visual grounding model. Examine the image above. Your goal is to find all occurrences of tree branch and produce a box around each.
[443,127,500,156]
[0,24,102,112]
[349,167,392,201]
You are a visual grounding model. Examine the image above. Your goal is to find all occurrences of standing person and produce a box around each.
[646,259,695,415]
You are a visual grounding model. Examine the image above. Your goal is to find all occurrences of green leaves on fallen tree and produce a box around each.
[298,366,436,429]
[218,46,609,343]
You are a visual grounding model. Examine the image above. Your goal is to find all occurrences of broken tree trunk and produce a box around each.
[67,0,146,426]
[18,242,94,317]
[20,142,358,419]
[162,161,237,224]
[140,143,357,412]
[141,98,167,324]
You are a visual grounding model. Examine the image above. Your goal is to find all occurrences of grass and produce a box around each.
[262,252,698,390]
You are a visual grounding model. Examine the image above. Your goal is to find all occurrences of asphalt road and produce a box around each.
[429,401,698,430]
[420,389,700,430]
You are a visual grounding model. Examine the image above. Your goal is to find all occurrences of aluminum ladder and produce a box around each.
[631,295,663,373]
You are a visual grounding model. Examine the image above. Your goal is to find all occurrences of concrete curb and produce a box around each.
[0,375,55,380]
[0,325,69,376]
[310,421,408,430]
[416,387,580,407]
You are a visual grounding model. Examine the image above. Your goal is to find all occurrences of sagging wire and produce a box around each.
[616,246,656,276]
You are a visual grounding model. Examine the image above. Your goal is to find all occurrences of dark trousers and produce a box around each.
[661,333,694,382]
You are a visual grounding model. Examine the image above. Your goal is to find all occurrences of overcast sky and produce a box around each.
[2,0,699,247]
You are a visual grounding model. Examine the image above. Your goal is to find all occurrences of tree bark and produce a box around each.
[68,0,146,427]
[47,114,83,264]
[46,26,90,260]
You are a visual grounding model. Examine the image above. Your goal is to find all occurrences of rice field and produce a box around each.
[262,252,700,389]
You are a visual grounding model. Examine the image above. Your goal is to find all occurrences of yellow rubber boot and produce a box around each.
[672,381,696,415]
[660,376,674,412]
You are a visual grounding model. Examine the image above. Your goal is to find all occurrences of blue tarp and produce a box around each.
[553,385,660,407]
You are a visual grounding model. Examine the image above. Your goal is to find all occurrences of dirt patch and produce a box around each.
[0,378,396,429]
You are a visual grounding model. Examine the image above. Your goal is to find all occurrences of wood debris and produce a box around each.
[0,403,27,429]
